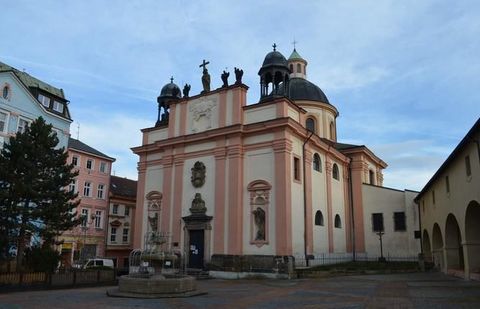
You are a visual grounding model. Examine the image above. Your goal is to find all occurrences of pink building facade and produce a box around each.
[132,47,420,270]
[58,138,115,267]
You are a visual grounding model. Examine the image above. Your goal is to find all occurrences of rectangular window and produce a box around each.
[394,212,406,231]
[86,159,93,170]
[446,176,450,193]
[110,227,117,242]
[97,184,105,199]
[81,209,89,227]
[53,101,64,113]
[69,179,76,193]
[112,204,118,215]
[0,111,8,132]
[94,210,102,228]
[38,94,50,108]
[124,206,130,216]
[72,156,79,167]
[372,213,384,232]
[83,182,91,197]
[466,155,472,176]
[122,228,129,243]
[17,118,30,133]
[294,157,300,181]
[99,162,107,173]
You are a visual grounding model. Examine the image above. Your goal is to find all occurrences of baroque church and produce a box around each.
[132,45,420,270]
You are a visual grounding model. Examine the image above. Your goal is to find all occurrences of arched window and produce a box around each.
[289,64,293,72]
[313,153,321,172]
[329,121,335,140]
[332,163,339,180]
[334,214,342,228]
[297,63,302,73]
[315,211,324,226]
[306,117,315,133]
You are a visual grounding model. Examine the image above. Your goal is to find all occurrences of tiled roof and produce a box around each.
[68,138,115,161]
[0,61,65,99]
[110,176,137,198]
[333,142,363,150]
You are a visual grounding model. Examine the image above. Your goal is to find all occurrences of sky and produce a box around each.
[1,0,479,191]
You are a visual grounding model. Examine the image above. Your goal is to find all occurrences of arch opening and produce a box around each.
[445,214,464,270]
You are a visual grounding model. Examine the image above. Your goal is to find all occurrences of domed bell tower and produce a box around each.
[156,77,181,127]
[258,44,290,102]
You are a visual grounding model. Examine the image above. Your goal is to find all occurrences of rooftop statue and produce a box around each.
[221,70,229,87]
[199,59,211,93]
[234,67,244,84]
[183,83,191,98]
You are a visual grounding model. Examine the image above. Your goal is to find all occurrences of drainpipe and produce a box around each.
[417,200,423,254]
[303,130,314,267]
[348,165,356,262]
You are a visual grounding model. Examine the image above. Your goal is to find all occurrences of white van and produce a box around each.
[83,258,114,269]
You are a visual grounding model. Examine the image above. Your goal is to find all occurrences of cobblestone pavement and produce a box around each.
[1,272,480,308]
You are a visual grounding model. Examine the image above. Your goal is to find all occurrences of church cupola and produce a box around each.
[156,77,181,127]
[258,43,290,102]
[288,48,307,79]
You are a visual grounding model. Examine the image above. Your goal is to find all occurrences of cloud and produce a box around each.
[73,114,150,180]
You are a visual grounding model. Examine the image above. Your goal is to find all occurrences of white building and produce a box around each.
[0,61,72,149]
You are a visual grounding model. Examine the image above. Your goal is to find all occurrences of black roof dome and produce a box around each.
[258,44,289,76]
[262,50,288,68]
[159,79,181,100]
[279,77,330,104]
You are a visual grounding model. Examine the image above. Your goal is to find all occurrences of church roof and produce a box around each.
[260,50,288,69]
[278,78,330,104]
[0,61,65,99]
[68,138,115,161]
[159,80,181,100]
[288,49,305,61]
[333,142,363,150]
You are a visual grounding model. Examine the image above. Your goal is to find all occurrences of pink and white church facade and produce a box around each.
[132,46,420,269]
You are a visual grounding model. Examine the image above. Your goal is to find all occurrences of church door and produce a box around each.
[188,230,204,269]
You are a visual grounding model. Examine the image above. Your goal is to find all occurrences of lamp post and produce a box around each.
[377,231,386,262]
[80,213,96,264]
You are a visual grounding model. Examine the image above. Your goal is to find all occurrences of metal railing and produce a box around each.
[295,252,419,267]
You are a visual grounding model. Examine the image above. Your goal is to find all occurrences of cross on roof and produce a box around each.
[199,59,210,70]
[272,43,277,51]
[170,76,174,83]
[292,39,298,50]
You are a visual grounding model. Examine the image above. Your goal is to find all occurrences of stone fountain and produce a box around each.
[107,194,206,298]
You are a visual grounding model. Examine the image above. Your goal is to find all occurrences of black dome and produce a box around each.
[262,50,288,67]
[159,81,181,100]
[279,78,330,104]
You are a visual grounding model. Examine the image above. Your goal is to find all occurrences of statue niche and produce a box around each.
[191,161,206,188]
[253,207,266,241]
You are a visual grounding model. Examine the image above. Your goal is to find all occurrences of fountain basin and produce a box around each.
[107,274,206,298]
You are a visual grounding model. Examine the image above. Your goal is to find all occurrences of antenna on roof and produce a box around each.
[76,123,80,140]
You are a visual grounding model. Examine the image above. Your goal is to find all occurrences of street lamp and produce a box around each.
[80,213,96,264]
[377,231,386,262]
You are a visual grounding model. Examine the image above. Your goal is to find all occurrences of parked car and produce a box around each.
[83,258,114,269]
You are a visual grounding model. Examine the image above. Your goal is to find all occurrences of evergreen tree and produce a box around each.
[0,117,80,271]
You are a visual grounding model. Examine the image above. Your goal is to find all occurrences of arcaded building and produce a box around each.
[417,118,480,280]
